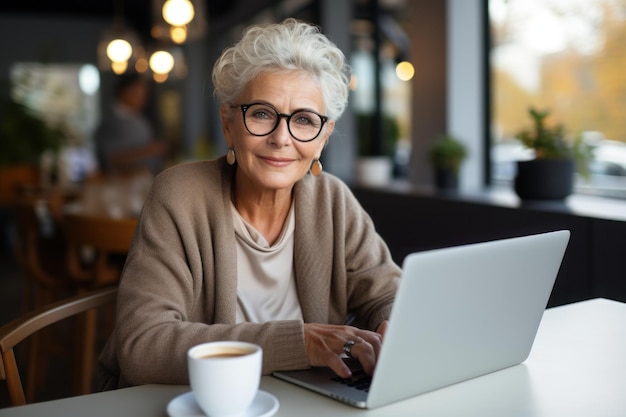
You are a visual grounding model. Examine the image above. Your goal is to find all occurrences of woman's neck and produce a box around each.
[231,179,293,246]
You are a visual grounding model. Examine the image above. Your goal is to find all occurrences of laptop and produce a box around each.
[273,230,570,409]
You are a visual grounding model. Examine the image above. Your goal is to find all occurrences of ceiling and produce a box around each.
[0,0,288,38]
[0,1,406,39]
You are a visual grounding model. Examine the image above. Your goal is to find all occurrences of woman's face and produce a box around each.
[120,80,149,113]
[221,70,334,194]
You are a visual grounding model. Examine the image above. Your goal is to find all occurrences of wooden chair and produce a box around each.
[13,192,73,311]
[0,287,117,406]
[62,213,137,289]
[0,165,38,208]
[60,213,135,396]
[12,193,78,400]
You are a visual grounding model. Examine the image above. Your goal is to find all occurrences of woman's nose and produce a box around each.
[269,116,292,146]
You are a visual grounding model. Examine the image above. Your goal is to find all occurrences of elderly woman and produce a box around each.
[97,18,400,389]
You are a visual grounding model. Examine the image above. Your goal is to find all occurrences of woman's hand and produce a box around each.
[303,322,388,378]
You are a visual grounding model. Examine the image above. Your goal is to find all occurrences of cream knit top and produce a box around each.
[232,201,303,323]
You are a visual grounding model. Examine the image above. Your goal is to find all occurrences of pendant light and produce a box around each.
[151,0,208,44]
[97,0,143,74]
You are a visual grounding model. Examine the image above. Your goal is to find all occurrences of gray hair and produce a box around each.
[212,18,351,121]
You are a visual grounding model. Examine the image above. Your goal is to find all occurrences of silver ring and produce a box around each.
[343,340,356,358]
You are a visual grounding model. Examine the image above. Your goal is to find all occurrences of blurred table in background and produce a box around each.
[62,171,152,220]
[3,171,151,402]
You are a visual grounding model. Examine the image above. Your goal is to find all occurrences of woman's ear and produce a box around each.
[220,105,233,145]
[319,119,335,150]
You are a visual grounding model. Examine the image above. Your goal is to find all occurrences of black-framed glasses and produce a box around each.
[232,103,328,142]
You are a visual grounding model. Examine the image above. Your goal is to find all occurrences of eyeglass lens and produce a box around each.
[243,103,325,142]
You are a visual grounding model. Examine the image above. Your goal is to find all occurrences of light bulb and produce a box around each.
[106,39,133,63]
[150,50,175,74]
[162,0,195,26]
[170,26,188,43]
[111,60,128,74]
[395,61,415,81]
[135,57,150,73]
[153,72,169,83]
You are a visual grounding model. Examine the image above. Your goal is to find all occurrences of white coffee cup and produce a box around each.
[187,341,262,417]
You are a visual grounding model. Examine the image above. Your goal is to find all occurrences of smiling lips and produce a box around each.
[260,156,295,167]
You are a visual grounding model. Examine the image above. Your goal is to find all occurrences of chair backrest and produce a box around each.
[0,165,38,208]
[0,287,117,406]
[13,193,74,310]
[14,195,66,288]
[62,213,137,287]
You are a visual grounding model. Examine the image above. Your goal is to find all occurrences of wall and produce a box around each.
[447,0,486,190]
[0,14,208,159]
[321,0,357,182]
[0,16,108,76]
[406,0,447,186]
[352,185,626,308]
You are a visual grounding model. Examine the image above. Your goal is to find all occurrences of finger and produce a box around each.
[368,331,384,359]
[353,330,383,362]
[304,323,357,378]
[377,320,389,339]
[348,338,377,375]
[327,352,352,378]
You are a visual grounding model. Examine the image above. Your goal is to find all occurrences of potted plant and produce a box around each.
[429,133,467,190]
[354,112,400,186]
[513,107,593,200]
[0,86,66,205]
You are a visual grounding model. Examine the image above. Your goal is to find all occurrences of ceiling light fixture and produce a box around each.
[106,39,133,63]
[151,0,207,44]
[149,49,175,82]
[97,0,142,74]
[162,0,195,26]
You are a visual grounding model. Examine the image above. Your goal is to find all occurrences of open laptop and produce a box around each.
[273,230,570,409]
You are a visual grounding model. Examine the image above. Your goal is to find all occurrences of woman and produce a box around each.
[97,18,400,389]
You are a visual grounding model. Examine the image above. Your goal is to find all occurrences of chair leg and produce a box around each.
[3,350,27,406]
[72,308,97,395]
[24,286,57,401]
[25,331,41,402]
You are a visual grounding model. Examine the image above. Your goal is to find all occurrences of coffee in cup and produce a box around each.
[187,341,262,417]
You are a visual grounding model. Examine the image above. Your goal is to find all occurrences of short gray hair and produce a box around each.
[212,18,351,121]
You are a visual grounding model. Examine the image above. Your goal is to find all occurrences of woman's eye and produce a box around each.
[252,110,269,119]
[251,106,278,121]
[294,113,315,126]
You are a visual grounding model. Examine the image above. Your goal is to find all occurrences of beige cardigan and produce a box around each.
[97,158,401,388]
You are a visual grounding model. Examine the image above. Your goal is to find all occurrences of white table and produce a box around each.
[1,298,624,417]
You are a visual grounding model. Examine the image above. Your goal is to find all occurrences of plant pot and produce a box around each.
[514,158,574,200]
[434,168,459,191]
[355,156,393,187]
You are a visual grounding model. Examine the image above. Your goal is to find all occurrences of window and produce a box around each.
[490,0,626,199]
[351,0,413,179]
[10,63,100,181]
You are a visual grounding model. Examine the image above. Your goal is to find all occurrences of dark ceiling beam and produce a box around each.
[207,0,286,36]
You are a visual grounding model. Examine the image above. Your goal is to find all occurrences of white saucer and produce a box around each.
[167,390,279,417]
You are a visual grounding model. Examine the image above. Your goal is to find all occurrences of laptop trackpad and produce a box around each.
[273,359,370,408]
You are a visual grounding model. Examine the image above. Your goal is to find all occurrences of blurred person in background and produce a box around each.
[94,73,167,176]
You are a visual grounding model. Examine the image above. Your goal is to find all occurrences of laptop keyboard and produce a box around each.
[331,368,372,392]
